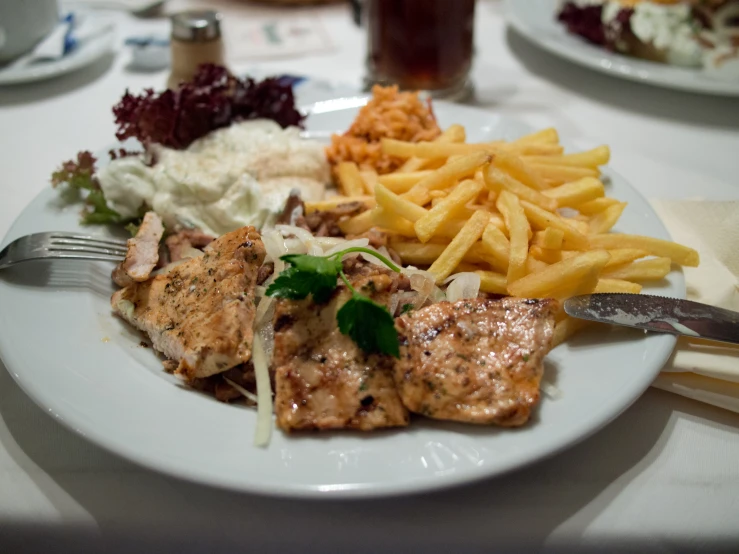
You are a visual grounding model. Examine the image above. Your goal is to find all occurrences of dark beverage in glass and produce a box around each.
[365,0,476,99]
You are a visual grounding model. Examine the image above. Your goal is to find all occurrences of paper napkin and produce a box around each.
[650,200,739,412]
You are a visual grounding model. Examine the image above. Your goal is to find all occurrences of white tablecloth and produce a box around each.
[1,2,739,551]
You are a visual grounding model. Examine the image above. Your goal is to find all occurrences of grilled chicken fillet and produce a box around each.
[112,211,164,287]
[394,297,557,427]
[111,226,265,380]
[273,268,409,432]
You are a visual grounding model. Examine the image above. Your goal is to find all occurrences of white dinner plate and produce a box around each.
[0,99,684,498]
[0,30,115,86]
[505,0,739,97]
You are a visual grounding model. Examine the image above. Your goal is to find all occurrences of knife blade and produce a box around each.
[563,293,739,345]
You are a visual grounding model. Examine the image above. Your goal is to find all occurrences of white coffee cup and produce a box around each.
[0,0,59,64]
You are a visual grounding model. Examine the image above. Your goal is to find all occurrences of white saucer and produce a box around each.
[0,31,115,86]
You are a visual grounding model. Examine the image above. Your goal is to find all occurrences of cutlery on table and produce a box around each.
[564,293,739,346]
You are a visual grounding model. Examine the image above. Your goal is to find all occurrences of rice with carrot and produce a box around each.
[326,85,441,175]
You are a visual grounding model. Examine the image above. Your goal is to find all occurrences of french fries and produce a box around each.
[543,177,604,208]
[589,202,627,234]
[484,166,558,212]
[588,234,699,266]
[496,191,530,284]
[428,210,490,283]
[336,162,366,197]
[359,169,378,195]
[520,200,589,249]
[378,171,433,193]
[480,223,511,270]
[476,270,508,294]
[406,151,491,199]
[603,257,672,281]
[508,250,611,298]
[329,121,697,347]
[603,248,650,268]
[533,228,565,249]
[304,196,375,214]
[531,164,599,185]
[552,317,591,348]
[398,124,466,172]
[524,145,610,168]
[375,182,428,222]
[415,179,483,243]
[494,153,549,191]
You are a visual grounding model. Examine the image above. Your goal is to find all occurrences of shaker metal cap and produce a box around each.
[171,10,222,42]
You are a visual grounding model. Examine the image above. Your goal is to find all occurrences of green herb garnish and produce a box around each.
[400,303,414,315]
[266,247,401,357]
[51,151,123,225]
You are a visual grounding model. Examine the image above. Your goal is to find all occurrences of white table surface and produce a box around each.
[1,1,739,552]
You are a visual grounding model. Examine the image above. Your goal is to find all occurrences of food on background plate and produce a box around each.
[557,0,739,76]
[52,79,700,447]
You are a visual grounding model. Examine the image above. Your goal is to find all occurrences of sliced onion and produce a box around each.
[254,295,276,328]
[224,377,259,404]
[395,291,418,314]
[276,224,313,244]
[258,322,275,362]
[313,237,345,251]
[288,204,304,226]
[283,237,308,255]
[324,238,370,257]
[431,285,447,303]
[252,333,273,447]
[116,299,135,320]
[262,229,288,264]
[388,293,400,317]
[181,246,205,259]
[261,229,288,284]
[407,271,434,306]
[359,245,395,268]
[254,285,266,298]
[444,272,481,303]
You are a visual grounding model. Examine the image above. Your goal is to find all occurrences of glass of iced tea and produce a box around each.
[361,0,476,100]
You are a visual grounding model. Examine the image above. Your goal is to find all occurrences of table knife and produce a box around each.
[563,293,739,346]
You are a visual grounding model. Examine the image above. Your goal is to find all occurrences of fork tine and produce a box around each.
[49,232,129,247]
[47,252,125,263]
[50,237,128,255]
[48,245,127,257]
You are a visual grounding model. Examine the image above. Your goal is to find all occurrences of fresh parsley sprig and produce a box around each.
[266,247,401,358]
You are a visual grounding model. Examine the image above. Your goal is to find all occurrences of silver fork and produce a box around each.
[0,232,128,270]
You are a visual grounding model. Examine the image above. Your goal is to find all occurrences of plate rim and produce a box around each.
[0,101,683,499]
[504,0,739,97]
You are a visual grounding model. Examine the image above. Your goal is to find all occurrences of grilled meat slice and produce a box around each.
[111,226,266,380]
[394,297,557,427]
[273,268,409,432]
[165,229,215,262]
[112,211,164,287]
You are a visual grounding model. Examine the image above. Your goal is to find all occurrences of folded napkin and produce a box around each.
[649,200,739,412]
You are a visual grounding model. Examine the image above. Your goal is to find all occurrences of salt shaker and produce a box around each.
[167,10,225,90]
